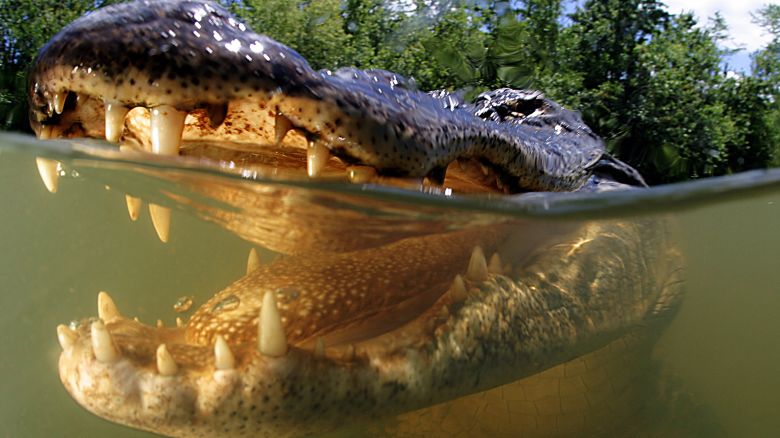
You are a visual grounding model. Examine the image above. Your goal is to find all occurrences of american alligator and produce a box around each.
[28,1,684,437]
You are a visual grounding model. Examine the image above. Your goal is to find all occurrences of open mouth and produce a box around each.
[28,1,681,437]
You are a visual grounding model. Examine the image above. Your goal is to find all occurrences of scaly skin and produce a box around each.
[31,1,682,436]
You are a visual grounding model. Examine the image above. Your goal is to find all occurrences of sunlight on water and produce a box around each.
[0,133,778,437]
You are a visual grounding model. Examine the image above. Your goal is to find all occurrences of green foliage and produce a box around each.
[0,0,126,130]
[0,0,777,181]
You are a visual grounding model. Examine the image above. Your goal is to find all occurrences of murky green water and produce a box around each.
[0,132,778,437]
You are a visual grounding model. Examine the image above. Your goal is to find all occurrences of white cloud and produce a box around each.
[663,0,775,51]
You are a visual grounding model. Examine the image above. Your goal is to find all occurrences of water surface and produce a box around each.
[0,133,778,437]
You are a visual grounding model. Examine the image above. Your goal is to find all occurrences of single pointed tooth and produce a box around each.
[38,125,54,140]
[56,324,77,350]
[347,166,377,183]
[150,105,186,155]
[258,291,287,357]
[35,157,60,193]
[149,204,171,243]
[105,102,130,143]
[466,246,488,282]
[156,344,178,376]
[488,253,503,274]
[274,113,293,145]
[53,92,66,114]
[306,141,330,177]
[125,195,142,221]
[314,337,325,358]
[214,335,235,370]
[176,317,185,328]
[97,291,121,322]
[156,319,165,328]
[449,274,468,303]
[246,248,261,275]
[206,103,228,129]
[91,320,119,363]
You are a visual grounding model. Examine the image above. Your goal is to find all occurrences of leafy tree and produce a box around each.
[751,4,780,166]
[0,0,125,131]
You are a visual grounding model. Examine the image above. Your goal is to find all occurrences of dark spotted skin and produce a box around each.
[28,0,628,192]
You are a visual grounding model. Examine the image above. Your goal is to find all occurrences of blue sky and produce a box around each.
[562,0,776,73]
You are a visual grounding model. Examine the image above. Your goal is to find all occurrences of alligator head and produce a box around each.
[31,1,681,436]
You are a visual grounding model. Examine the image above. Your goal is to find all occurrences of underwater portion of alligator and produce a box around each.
[29,1,684,436]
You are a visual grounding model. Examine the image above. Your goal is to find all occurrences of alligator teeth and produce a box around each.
[314,337,325,358]
[307,140,330,177]
[38,126,54,140]
[449,274,468,303]
[149,204,171,243]
[125,195,142,221]
[156,319,165,328]
[214,335,235,370]
[347,166,377,183]
[246,248,261,275]
[91,320,119,363]
[258,291,287,357]
[176,317,185,328]
[206,103,228,129]
[156,344,178,376]
[488,253,503,274]
[97,291,121,322]
[274,114,293,145]
[105,102,130,143]
[35,157,60,193]
[56,324,77,350]
[150,105,186,155]
[53,92,66,114]
[466,246,488,282]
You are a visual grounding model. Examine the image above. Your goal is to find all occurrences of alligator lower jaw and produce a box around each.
[54,227,537,437]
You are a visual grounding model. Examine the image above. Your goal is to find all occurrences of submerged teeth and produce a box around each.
[150,105,186,155]
[105,102,130,143]
[56,324,77,350]
[488,253,503,274]
[246,248,261,275]
[91,320,119,363]
[466,246,488,282]
[156,344,178,376]
[125,195,142,221]
[274,114,293,145]
[214,335,235,370]
[97,291,121,322]
[258,291,287,357]
[149,204,171,243]
[347,166,377,183]
[35,157,60,193]
[307,141,330,177]
[449,274,468,303]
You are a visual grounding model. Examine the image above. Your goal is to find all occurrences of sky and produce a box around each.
[658,0,776,73]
